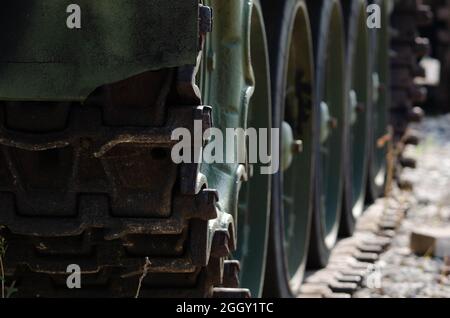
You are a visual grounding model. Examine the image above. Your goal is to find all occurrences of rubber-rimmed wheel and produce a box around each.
[260,0,316,297]
[366,0,390,202]
[306,0,346,269]
[235,0,272,298]
[340,0,371,237]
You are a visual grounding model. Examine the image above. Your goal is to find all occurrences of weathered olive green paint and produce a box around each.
[0,0,198,101]
[200,0,271,297]
[236,1,271,297]
[200,0,254,247]
[281,2,315,287]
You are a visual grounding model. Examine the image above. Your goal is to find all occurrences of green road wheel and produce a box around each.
[340,0,371,237]
[261,0,316,297]
[235,0,272,298]
[367,0,390,202]
[307,0,347,268]
[199,0,271,297]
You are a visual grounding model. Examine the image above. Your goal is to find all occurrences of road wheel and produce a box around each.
[261,0,316,297]
[306,0,347,269]
[340,0,371,237]
[234,0,272,298]
[200,0,272,297]
[367,0,390,202]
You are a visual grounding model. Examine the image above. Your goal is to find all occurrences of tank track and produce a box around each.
[419,0,450,112]
[390,0,431,141]
[0,69,247,298]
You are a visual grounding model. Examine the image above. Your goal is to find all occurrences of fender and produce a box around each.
[0,0,198,101]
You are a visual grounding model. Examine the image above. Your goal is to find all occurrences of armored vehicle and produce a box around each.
[0,0,434,297]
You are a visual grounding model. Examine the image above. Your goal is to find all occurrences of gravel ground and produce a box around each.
[354,115,450,298]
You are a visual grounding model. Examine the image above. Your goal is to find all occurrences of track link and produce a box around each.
[0,70,244,298]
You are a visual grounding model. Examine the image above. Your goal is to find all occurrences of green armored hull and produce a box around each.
[0,0,198,101]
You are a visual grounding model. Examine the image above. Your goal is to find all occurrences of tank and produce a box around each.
[0,0,437,298]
